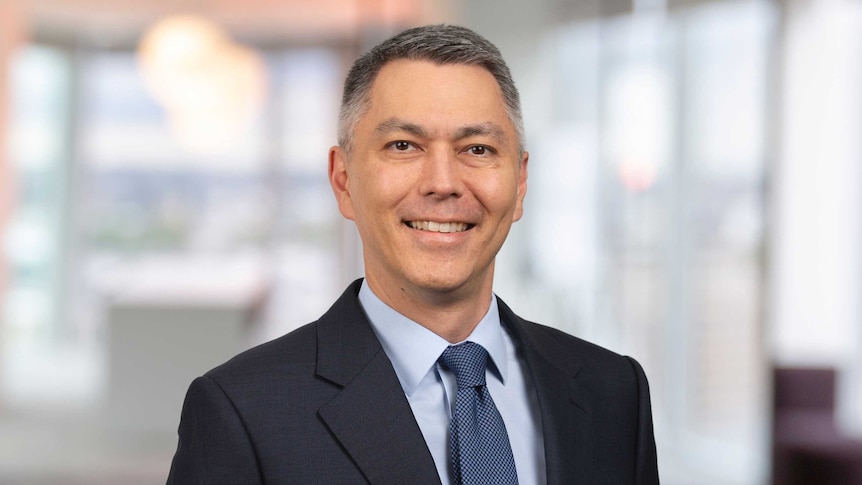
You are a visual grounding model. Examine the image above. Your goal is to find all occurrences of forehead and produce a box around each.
[359,60,514,135]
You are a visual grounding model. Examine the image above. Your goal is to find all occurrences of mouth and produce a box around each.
[405,220,473,233]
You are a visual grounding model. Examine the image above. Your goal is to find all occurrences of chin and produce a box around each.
[407,270,482,296]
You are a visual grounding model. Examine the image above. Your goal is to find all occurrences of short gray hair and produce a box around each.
[338,24,525,155]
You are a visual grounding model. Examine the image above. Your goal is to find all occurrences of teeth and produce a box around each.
[408,221,469,233]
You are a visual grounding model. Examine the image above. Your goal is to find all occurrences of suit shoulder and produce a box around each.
[498,297,632,368]
[516,318,645,383]
[200,280,370,392]
[205,320,319,382]
[520,319,624,359]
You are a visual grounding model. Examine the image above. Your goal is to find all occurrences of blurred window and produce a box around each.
[264,47,346,342]
[80,51,269,255]
[2,45,81,402]
[2,42,349,403]
[532,1,776,481]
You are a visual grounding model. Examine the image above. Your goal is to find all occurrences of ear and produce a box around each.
[328,146,356,221]
[512,151,528,222]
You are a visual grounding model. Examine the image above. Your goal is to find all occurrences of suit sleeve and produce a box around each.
[626,357,660,484]
[167,376,263,484]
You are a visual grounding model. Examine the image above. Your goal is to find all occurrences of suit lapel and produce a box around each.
[316,281,441,485]
[313,283,591,484]
[497,298,593,485]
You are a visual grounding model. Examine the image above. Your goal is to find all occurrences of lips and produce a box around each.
[406,220,472,233]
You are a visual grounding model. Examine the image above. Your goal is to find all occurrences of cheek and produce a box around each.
[477,176,521,212]
[350,177,397,230]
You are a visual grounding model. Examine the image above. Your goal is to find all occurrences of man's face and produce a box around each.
[329,59,528,301]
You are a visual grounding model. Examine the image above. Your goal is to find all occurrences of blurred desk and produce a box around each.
[104,257,269,435]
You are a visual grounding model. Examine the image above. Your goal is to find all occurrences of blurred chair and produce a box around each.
[772,367,862,485]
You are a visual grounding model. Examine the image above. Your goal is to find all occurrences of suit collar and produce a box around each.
[314,279,381,387]
[315,281,591,484]
[359,280,510,395]
[496,297,592,484]
[495,297,583,382]
[315,279,442,485]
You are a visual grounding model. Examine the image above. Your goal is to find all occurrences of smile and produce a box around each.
[406,221,472,233]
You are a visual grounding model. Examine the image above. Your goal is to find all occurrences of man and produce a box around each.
[167,24,659,484]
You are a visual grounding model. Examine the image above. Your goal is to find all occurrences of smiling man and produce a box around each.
[329,58,527,344]
[168,25,659,485]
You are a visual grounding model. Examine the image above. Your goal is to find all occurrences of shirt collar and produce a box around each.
[358,280,508,397]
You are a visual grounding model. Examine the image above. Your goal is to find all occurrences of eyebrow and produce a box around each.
[375,118,428,138]
[453,122,508,145]
[374,117,509,145]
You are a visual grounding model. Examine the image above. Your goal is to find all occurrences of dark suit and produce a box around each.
[167,279,659,484]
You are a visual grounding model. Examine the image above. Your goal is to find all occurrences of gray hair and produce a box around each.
[337,24,525,155]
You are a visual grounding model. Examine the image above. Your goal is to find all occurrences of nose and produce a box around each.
[418,148,465,199]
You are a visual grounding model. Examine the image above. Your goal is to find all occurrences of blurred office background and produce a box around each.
[1,0,861,483]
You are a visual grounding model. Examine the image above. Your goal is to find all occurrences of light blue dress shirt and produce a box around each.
[358,281,546,485]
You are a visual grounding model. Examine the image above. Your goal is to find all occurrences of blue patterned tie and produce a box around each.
[439,342,519,485]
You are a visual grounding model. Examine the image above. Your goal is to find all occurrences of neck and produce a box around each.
[364,275,494,343]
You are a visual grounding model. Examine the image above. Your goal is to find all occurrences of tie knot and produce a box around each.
[439,342,488,389]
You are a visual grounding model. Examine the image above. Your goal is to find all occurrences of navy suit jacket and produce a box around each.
[167,279,659,484]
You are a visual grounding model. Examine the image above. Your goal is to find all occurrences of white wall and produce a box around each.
[770,0,862,433]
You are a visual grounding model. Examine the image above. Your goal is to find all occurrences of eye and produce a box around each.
[467,145,491,156]
[388,140,415,151]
